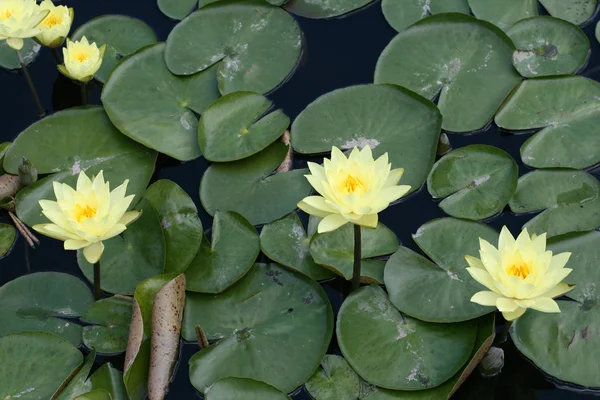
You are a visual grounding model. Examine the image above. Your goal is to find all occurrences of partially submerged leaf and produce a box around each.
[305,355,361,400]
[81,296,133,355]
[53,351,96,400]
[205,377,290,399]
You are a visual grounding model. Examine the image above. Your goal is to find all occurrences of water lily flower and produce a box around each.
[35,0,73,48]
[0,0,49,50]
[58,36,106,82]
[298,145,411,234]
[32,170,141,264]
[466,226,575,321]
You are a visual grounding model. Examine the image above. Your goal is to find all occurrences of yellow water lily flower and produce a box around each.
[466,226,575,321]
[0,0,48,50]
[58,36,106,82]
[297,146,411,234]
[35,0,73,48]
[32,170,141,264]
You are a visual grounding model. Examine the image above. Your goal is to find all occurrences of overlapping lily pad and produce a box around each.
[283,0,375,18]
[384,218,499,322]
[75,390,111,400]
[382,0,470,32]
[0,332,82,400]
[427,145,518,220]
[0,272,93,346]
[305,355,361,400]
[508,17,590,77]
[78,199,166,295]
[337,285,477,390]
[81,296,133,355]
[0,38,40,70]
[72,15,158,83]
[200,141,312,225]
[165,0,302,95]
[468,0,538,31]
[185,263,334,393]
[102,43,220,161]
[205,378,290,400]
[375,14,521,133]
[158,0,197,20]
[260,212,336,281]
[310,219,399,283]
[185,211,259,293]
[508,169,600,238]
[0,223,15,257]
[291,84,442,192]
[539,0,597,25]
[4,107,156,227]
[143,180,203,273]
[198,91,289,162]
[90,363,128,400]
[55,351,96,400]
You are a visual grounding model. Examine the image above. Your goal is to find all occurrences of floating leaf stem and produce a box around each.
[93,261,101,300]
[351,224,361,292]
[17,50,45,117]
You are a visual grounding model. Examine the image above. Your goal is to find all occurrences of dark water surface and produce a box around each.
[1,0,600,398]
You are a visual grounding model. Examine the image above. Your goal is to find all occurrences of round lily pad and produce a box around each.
[185,263,334,393]
[206,378,290,400]
[81,296,133,355]
[199,91,289,162]
[508,16,590,77]
[283,0,374,18]
[291,84,442,193]
[0,223,16,257]
[375,14,521,133]
[165,0,302,95]
[0,272,94,346]
[0,38,41,70]
[200,141,312,225]
[78,199,166,295]
[468,0,538,31]
[71,15,158,83]
[427,144,518,220]
[309,219,399,283]
[539,0,597,25]
[0,332,83,400]
[143,180,203,273]
[508,169,600,238]
[305,355,360,400]
[158,0,197,19]
[5,107,157,227]
[102,43,220,161]
[185,211,259,293]
[260,212,336,281]
[385,218,499,323]
[337,285,477,390]
[199,0,286,6]
[382,0,470,32]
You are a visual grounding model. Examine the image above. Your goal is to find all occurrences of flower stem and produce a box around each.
[498,319,513,344]
[80,83,88,106]
[351,224,361,292]
[93,261,101,300]
[51,47,62,64]
[17,51,45,118]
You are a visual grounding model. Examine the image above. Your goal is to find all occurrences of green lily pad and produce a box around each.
[0,38,41,70]
[200,141,312,225]
[102,43,220,161]
[185,263,334,393]
[375,14,521,133]
[385,218,499,323]
[508,17,590,78]
[185,211,259,293]
[538,0,597,25]
[283,0,374,18]
[309,219,399,283]
[260,212,336,281]
[305,355,361,400]
[0,223,16,257]
[71,15,158,83]
[0,272,93,346]
[427,144,518,220]
[198,91,289,162]
[5,107,156,227]
[291,84,442,193]
[0,332,82,400]
[75,390,112,400]
[55,351,96,400]
[90,363,128,400]
[337,285,477,390]
[143,179,203,274]
[206,377,290,400]
[81,297,133,355]
[382,0,470,32]
[158,0,197,19]
[165,0,302,95]
[78,199,166,295]
[468,0,538,31]
[508,169,600,238]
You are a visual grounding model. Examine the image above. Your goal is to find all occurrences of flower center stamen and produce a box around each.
[0,9,13,20]
[74,204,97,222]
[72,50,91,63]
[507,262,531,279]
[343,175,363,194]
[42,14,62,28]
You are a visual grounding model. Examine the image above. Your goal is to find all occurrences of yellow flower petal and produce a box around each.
[466,267,498,292]
[470,291,502,306]
[530,297,561,313]
[297,199,332,219]
[77,170,93,193]
[118,210,141,226]
[318,214,349,233]
[498,226,516,252]
[354,213,378,229]
[83,241,105,264]
[64,239,90,250]
[384,168,404,187]
[502,307,526,321]
[548,252,571,271]
[538,282,575,299]
[496,297,519,312]
[465,255,484,270]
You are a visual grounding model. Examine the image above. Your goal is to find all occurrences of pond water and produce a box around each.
[1,0,600,399]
